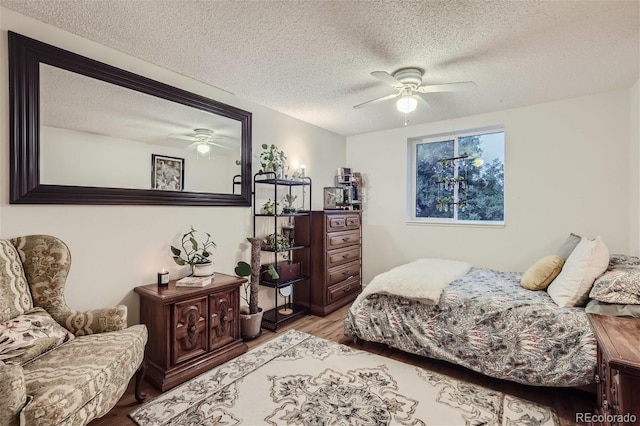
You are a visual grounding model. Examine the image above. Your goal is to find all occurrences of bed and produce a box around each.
[344,262,598,387]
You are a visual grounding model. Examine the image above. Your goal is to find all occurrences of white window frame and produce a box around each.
[407,126,505,227]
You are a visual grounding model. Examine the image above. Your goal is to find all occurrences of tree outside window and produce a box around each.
[412,130,504,223]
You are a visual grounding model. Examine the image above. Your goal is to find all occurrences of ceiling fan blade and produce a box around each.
[353,92,400,109]
[207,141,232,150]
[416,93,432,109]
[169,134,197,142]
[416,81,476,94]
[371,71,405,88]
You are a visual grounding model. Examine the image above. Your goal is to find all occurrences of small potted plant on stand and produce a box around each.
[282,194,297,213]
[259,144,287,179]
[170,226,216,276]
[235,238,279,340]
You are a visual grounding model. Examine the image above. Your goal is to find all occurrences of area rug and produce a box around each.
[129,330,558,425]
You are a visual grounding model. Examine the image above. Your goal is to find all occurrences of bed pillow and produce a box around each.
[589,268,640,304]
[0,308,74,365]
[585,300,640,318]
[521,255,564,290]
[554,233,582,261]
[607,253,640,270]
[547,236,609,307]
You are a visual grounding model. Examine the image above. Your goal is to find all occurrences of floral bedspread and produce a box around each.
[344,267,597,387]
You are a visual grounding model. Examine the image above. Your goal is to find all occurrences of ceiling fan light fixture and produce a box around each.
[196,143,211,154]
[396,95,417,113]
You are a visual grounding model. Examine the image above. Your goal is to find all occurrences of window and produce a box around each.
[409,128,505,224]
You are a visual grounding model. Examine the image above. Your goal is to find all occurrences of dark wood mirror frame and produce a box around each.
[8,31,252,206]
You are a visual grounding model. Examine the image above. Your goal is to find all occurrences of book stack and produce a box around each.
[176,275,214,287]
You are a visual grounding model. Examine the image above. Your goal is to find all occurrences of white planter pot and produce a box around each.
[193,262,214,277]
[239,306,263,340]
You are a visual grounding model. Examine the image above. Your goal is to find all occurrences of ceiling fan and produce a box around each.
[353,67,476,113]
[169,128,231,154]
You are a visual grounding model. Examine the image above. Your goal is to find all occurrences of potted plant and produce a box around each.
[170,226,216,276]
[262,232,290,252]
[282,194,297,213]
[234,238,279,340]
[261,198,280,215]
[259,144,287,179]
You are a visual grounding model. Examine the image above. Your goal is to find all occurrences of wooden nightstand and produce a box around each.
[587,314,640,426]
[134,273,248,391]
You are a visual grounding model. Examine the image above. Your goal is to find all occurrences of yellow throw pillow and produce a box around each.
[521,255,565,291]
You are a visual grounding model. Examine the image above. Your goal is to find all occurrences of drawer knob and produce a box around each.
[188,324,196,333]
[342,254,350,259]
[342,237,351,242]
[343,285,351,293]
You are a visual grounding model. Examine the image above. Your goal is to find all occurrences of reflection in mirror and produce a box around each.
[40,65,242,194]
[9,31,252,206]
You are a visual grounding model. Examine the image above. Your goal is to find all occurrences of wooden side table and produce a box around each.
[587,314,640,426]
[134,273,248,391]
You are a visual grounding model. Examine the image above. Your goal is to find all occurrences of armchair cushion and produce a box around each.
[22,324,147,426]
[0,308,74,365]
[0,362,28,426]
[64,306,128,336]
[0,240,33,322]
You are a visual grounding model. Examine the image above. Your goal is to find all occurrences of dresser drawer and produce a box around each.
[327,245,360,268]
[327,260,360,286]
[326,214,360,231]
[327,230,359,250]
[327,276,360,304]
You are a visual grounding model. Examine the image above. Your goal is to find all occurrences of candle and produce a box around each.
[157,269,170,287]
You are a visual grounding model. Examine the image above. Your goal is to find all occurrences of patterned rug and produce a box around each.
[129,330,559,425]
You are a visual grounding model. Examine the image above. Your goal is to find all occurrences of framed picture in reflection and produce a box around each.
[152,154,184,191]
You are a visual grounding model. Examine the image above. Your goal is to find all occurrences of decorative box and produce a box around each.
[261,262,301,284]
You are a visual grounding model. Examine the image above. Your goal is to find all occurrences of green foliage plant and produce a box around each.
[235,261,279,304]
[259,144,287,178]
[261,198,279,215]
[234,237,279,314]
[262,233,291,252]
[282,194,297,213]
[170,226,216,274]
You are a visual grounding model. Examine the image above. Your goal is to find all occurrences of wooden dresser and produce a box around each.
[295,210,362,316]
[587,314,640,426]
[134,273,248,391]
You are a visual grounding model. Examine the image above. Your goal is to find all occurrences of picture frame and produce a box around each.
[152,154,184,191]
[324,187,343,209]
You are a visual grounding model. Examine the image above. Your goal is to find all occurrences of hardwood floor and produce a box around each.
[91,304,594,426]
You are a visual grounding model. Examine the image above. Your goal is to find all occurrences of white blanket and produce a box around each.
[355,258,472,305]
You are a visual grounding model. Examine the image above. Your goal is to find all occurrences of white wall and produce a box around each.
[630,80,640,254]
[0,8,346,323]
[41,126,235,192]
[347,90,633,284]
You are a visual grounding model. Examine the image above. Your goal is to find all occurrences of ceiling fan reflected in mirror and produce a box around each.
[353,67,476,114]
[169,128,232,155]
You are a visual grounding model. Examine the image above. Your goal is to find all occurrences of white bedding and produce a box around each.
[354,258,472,305]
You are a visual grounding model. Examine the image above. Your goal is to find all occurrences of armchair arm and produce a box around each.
[63,305,128,336]
[0,363,28,426]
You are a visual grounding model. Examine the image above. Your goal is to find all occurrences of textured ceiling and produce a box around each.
[2,0,639,136]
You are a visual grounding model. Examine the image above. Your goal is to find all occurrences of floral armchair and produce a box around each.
[0,235,147,426]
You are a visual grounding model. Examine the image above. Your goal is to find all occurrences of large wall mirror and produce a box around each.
[9,31,252,206]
